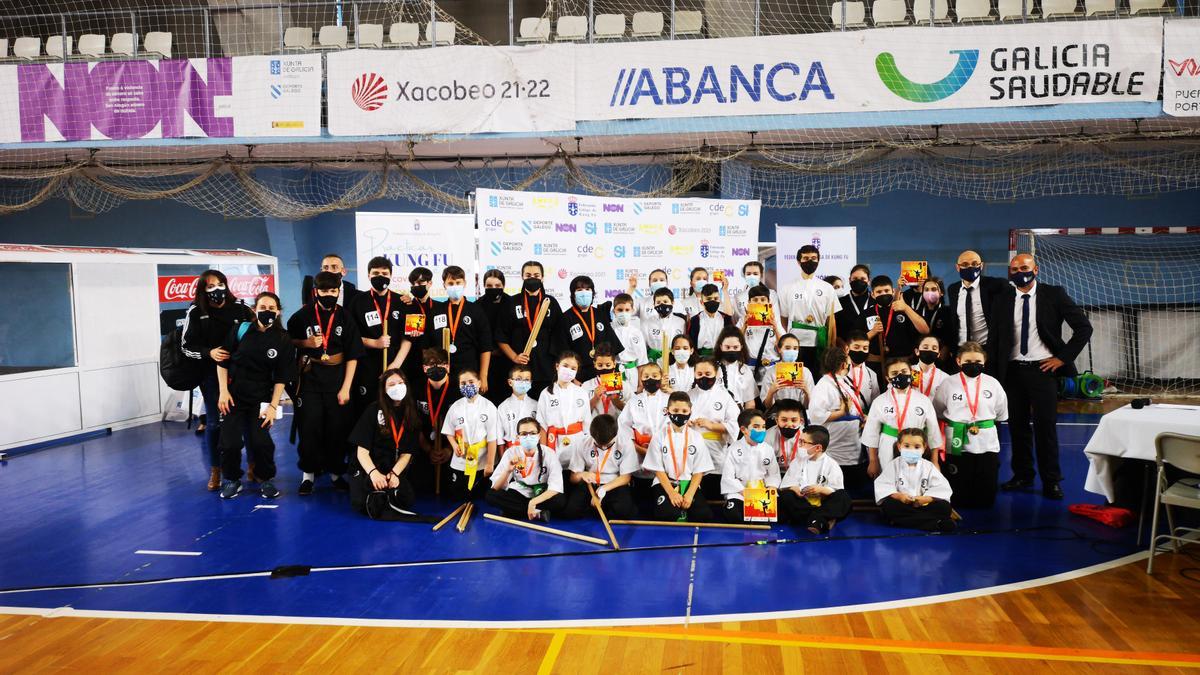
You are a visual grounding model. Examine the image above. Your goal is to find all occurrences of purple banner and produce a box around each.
[17,58,233,142]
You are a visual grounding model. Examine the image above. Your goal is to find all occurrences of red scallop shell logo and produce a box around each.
[352,73,388,112]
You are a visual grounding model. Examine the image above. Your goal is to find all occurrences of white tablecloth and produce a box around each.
[1083,404,1200,501]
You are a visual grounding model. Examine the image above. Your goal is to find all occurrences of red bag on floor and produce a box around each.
[1068,503,1135,528]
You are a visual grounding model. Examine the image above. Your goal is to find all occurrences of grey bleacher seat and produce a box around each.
[673,10,703,35]
[142,31,172,58]
[111,32,136,56]
[556,15,588,40]
[1043,0,1082,18]
[1129,0,1173,13]
[956,0,996,21]
[14,36,39,59]
[518,17,551,43]
[78,34,105,57]
[913,0,953,23]
[388,22,419,47]
[284,27,313,51]
[594,13,627,39]
[423,21,456,45]
[1085,0,1118,14]
[316,25,348,49]
[632,11,665,38]
[45,35,73,59]
[829,1,868,28]
[357,23,384,48]
[872,0,909,26]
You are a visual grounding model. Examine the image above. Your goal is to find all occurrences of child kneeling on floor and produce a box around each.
[778,424,853,534]
[564,414,640,520]
[487,417,565,522]
[874,428,956,533]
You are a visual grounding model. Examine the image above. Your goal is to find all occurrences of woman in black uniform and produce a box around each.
[347,368,422,519]
[480,269,513,407]
[181,270,255,491]
[216,292,296,500]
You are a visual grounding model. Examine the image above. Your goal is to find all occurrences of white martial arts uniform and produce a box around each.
[535,382,593,467]
[861,386,944,462]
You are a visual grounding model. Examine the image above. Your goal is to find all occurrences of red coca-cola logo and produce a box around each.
[158,275,275,303]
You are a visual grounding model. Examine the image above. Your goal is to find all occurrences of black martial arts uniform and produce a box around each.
[347,402,419,519]
[216,322,296,482]
[495,290,563,398]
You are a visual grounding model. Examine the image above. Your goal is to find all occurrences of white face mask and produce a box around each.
[614,311,632,326]
[744,274,760,287]
[835,286,850,298]
[673,349,691,364]
[385,383,407,401]
[557,365,577,383]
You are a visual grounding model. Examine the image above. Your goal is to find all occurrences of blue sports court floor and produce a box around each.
[0,413,1138,627]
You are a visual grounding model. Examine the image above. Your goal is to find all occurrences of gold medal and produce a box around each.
[805,315,815,323]
[561,436,571,446]
[968,424,980,435]
[589,349,596,358]
[321,352,330,362]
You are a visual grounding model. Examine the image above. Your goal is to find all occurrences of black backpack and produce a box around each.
[160,326,205,391]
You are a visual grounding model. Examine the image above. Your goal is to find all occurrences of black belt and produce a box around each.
[1009,360,1042,368]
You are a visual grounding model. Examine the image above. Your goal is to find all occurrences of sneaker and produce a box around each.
[331,475,350,492]
[935,519,957,533]
[298,479,314,496]
[806,518,824,535]
[219,479,242,499]
[260,481,280,499]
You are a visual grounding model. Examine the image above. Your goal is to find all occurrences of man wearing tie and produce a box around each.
[989,254,1093,500]
[946,250,1006,362]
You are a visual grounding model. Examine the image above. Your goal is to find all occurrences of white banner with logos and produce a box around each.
[355,212,477,298]
[775,226,857,289]
[477,188,759,302]
[577,18,1162,121]
[327,45,576,135]
[231,54,323,136]
[1163,19,1200,117]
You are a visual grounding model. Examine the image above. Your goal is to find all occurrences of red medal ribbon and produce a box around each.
[667,427,690,480]
[959,371,982,423]
[315,304,337,357]
[371,291,393,339]
[778,431,802,470]
[426,381,450,434]
[890,386,913,433]
[571,306,597,348]
[446,299,466,347]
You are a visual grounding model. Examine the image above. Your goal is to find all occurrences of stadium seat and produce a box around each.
[1130,0,1172,12]
[45,35,73,59]
[913,0,952,23]
[956,0,996,21]
[1042,0,1081,18]
[315,25,348,49]
[871,0,909,26]
[388,22,419,47]
[998,0,1028,18]
[13,37,39,60]
[673,10,704,36]
[828,1,868,28]
[0,38,7,59]
[423,21,456,45]
[594,14,627,39]
[78,34,105,57]
[555,15,588,41]
[357,23,383,48]
[111,32,136,56]
[1084,0,1118,14]
[284,27,313,51]
[632,11,665,38]
[517,17,551,43]
[142,31,172,58]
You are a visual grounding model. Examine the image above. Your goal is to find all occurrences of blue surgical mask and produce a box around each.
[446,285,465,301]
[650,280,668,292]
[574,290,593,308]
[900,449,922,465]
[781,348,799,363]
[748,428,767,444]
[692,280,707,293]
[512,380,532,395]
[460,383,479,399]
[744,274,760,287]
[519,434,539,451]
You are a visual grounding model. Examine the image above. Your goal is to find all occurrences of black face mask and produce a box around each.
[411,285,429,299]
[703,300,721,314]
[483,287,504,301]
[719,350,740,363]
[874,294,894,308]
[889,373,913,390]
[695,376,716,391]
[848,350,868,365]
[206,288,227,305]
[779,426,800,439]
[959,362,984,378]
[425,366,447,382]
[917,350,939,365]
[369,275,391,292]
[330,272,343,284]
[257,310,276,326]
[522,278,543,294]
[596,367,615,375]
[654,304,673,318]
[316,294,338,309]
[668,412,690,427]
[642,378,662,394]
[849,279,868,295]
[800,260,819,275]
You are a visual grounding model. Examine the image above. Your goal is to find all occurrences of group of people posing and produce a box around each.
[179,243,1092,533]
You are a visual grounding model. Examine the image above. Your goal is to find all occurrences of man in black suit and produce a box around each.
[989,254,1093,499]
[946,250,1006,356]
[301,254,361,308]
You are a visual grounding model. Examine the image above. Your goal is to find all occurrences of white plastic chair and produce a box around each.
[357,24,383,48]
[111,32,136,56]
[1146,433,1200,574]
[1085,0,1118,14]
[998,0,1028,18]
[0,38,8,59]
[284,27,313,51]
[829,1,868,28]
[78,34,105,57]
[14,36,40,59]
[872,0,909,26]
[45,35,73,59]
[1042,0,1081,18]
[388,22,419,47]
[913,0,952,23]
[316,25,348,49]
[517,17,551,42]
[673,10,703,35]
[423,21,456,45]
[555,15,588,41]
[956,0,996,21]
[143,31,172,58]
[632,11,664,38]
[1130,0,1172,14]
[594,13,626,39]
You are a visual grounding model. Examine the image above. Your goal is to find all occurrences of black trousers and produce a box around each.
[296,389,353,476]
[1005,361,1063,485]
[800,346,823,378]
[651,483,714,522]
[944,451,1000,509]
[563,483,638,520]
[700,473,724,501]
[447,466,491,501]
[218,399,277,481]
[777,489,853,527]
[485,488,567,519]
[879,496,953,531]
[348,467,416,519]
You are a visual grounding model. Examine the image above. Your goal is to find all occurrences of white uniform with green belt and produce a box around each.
[933,372,1009,455]
[781,277,838,349]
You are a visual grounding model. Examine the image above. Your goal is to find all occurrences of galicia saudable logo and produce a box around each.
[875,49,979,103]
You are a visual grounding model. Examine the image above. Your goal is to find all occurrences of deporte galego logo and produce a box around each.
[352,73,389,111]
[875,49,979,103]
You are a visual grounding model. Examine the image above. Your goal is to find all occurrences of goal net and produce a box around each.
[1011,228,1200,397]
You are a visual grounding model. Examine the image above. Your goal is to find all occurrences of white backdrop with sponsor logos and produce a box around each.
[354,212,477,297]
[775,226,857,289]
[1163,19,1200,117]
[477,188,759,302]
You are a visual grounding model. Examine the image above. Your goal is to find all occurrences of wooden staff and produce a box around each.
[586,483,620,550]
[442,326,451,353]
[435,463,442,495]
[522,299,550,356]
[660,330,669,373]
[608,520,772,531]
[431,503,467,531]
[456,502,474,533]
[382,303,390,373]
[483,513,610,546]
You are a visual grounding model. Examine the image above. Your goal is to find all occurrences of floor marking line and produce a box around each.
[684,528,699,626]
[133,550,202,557]
[536,632,565,675]
[253,505,279,510]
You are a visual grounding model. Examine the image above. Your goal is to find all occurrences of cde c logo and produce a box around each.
[875,49,979,103]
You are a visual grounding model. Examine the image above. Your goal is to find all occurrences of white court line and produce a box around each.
[253,505,279,510]
[684,528,699,626]
[134,550,202,557]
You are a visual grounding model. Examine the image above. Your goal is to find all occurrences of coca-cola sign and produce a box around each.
[158,275,275,303]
